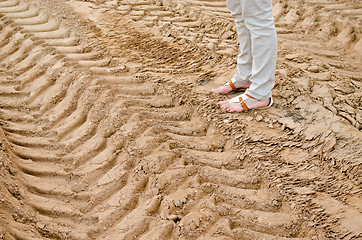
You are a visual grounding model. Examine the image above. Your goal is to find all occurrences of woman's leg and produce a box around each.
[219,0,277,112]
[234,15,252,84]
[211,0,252,93]
[242,0,277,100]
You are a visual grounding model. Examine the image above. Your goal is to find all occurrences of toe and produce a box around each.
[219,102,228,110]
[228,102,244,112]
[211,86,231,94]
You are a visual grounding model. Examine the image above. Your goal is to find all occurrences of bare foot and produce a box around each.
[219,94,272,112]
[211,81,251,94]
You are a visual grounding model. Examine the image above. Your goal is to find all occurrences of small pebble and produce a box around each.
[291,202,296,210]
[189,35,197,42]
[36,222,45,229]
[308,65,319,73]
[178,38,187,45]
[256,115,263,122]
[207,42,215,51]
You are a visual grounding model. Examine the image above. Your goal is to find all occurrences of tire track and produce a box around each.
[112,0,362,176]
[109,0,361,238]
[0,0,120,238]
[0,1,306,239]
[0,0,361,239]
[109,0,362,136]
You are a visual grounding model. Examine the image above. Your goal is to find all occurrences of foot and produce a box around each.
[219,93,272,112]
[211,80,251,94]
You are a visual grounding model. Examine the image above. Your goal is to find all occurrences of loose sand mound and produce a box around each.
[0,0,361,239]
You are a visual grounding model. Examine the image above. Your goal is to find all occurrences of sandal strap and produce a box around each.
[245,93,255,99]
[229,93,273,112]
[229,80,237,91]
[232,93,256,112]
[239,96,249,112]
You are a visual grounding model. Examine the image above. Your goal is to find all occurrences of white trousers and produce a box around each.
[227,0,277,100]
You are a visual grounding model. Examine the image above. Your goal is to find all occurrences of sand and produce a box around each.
[0,0,361,239]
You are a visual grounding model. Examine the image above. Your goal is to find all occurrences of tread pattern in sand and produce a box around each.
[110,0,362,183]
[101,0,362,138]
[0,0,361,239]
[0,0,309,239]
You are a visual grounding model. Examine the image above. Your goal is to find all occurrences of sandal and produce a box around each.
[223,93,273,112]
[211,80,250,94]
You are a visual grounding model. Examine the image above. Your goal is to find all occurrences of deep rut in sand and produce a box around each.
[0,0,361,239]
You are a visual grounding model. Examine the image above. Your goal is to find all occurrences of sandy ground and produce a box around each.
[0,0,361,239]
